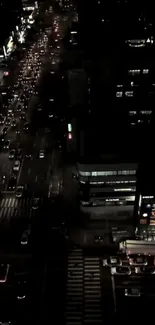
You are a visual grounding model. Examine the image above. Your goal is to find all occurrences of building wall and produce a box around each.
[68,69,87,107]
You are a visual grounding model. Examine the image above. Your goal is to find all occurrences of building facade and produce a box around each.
[77,162,138,219]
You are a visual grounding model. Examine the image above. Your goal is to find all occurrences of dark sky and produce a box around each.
[0,0,22,46]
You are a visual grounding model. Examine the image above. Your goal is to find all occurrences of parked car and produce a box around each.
[0,116,6,124]
[0,264,10,283]
[25,152,31,158]
[13,160,20,171]
[125,288,141,297]
[23,123,29,132]
[32,198,39,210]
[103,257,122,267]
[128,255,148,266]
[111,266,131,275]
[2,127,8,135]
[5,118,11,126]
[8,177,16,190]
[16,149,22,160]
[16,186,24,198]
[21,225,31,245]
[39,149,44,158]
[9,149,15,159]
[15,272,28,300]
[3,140,10,149]
[135,266,155,275]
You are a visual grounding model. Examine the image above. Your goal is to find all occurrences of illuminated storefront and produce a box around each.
[3,36,15,57]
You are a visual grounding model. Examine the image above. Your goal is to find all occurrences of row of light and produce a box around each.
[68,123,72,139]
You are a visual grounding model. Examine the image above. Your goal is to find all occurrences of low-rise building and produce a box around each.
[77,160,138,220]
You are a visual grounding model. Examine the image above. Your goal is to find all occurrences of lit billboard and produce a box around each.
[6,36,15,55]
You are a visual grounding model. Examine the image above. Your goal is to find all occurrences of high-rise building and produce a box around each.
[72,0,155,223]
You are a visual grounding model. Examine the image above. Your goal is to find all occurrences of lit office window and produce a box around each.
[91,171,117,176]
[118,170,136,175]
[142,69,149,74]
[129,111,137,115]
[116,91,123,97]
[114,188,134,192]
[125,91,134,97]
[91,171,98,176]
[129,170,136,175]
[128,69,140,75]
[79,171,91,176]
[140,110,152,115]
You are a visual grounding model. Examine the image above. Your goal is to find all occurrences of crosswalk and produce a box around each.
[66,249,84,325]
[84,257,102,325]
[0,197,43,221]
[66,249,103,325]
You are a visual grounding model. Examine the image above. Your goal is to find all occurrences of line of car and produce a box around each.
[102,255,155,275]
[0,7,58,325]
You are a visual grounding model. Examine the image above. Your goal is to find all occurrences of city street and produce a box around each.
[0,6,74,199]
[0,2,79,325]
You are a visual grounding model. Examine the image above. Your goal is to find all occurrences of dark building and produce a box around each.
[0,0,22,47]
[67,0,155,224]
[76,0,155,154]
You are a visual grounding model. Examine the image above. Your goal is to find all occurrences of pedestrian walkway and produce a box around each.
[83,256,102,325]
[66,248,84,325]
[0,197,42,222]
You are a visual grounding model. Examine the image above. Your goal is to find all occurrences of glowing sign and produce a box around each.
[68,123,72,132]
[18,31,25,44]
[6,36,14,55]
[3,46,6,57]
[35,1,38,8]
[68,133,72,139]
[23,6,34,10]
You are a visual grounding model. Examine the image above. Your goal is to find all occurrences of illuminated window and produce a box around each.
[91,171,117,176]
[116,91,123,97]
[127,39,145,47]
[140,110,152,115]
[118,170,136,175]
[68,123,72,132]
[116,84,123,88]
[68,133,72,139]
[125,91,134,97]
[79,171,91,176]
[142,69,149,74]
[129,111,137,115]
[114,188,134,192]
[128,69,140,75]
[79,170,136,177]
